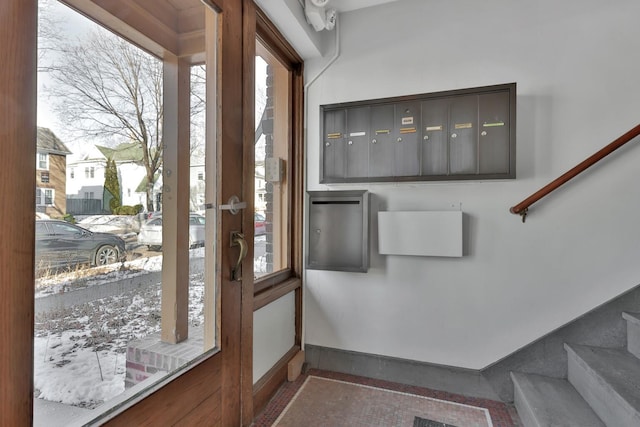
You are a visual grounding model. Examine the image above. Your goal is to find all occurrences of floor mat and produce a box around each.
[255,370,518,427]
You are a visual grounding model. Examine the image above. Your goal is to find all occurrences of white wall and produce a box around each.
[119,162,147,207]
[303,0,640,369]
[66,160,105,200]
[253,292,296,383]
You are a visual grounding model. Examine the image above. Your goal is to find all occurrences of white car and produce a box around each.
[137,213,206,251]
[79,215,140,241]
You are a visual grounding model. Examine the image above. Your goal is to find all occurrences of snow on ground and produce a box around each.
[35,247,203,298]
[34,250,205,409]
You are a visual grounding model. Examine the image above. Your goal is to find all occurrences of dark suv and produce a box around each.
[35,219,126,271]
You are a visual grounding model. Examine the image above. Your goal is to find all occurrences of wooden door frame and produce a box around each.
[0,0,255,425]
[241,0,257,425]
[0,1,307,424]
[0,1,38,424]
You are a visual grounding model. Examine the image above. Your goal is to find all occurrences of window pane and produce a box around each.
[254,42,291,279]
[34,2,219,424]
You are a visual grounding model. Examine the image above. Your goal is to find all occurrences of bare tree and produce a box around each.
[46,28,164,212]
[38,0,63,70]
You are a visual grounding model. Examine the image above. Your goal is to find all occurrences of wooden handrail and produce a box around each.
[510,123,640,221]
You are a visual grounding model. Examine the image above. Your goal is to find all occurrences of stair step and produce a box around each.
[565,344,640,427]
[511,372,604,427]
[622,312,640,359]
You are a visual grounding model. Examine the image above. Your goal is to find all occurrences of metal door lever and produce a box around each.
[219,195,247,215]
[231,231,248,281]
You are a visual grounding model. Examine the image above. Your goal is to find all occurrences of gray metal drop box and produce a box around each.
[307,190,369,272]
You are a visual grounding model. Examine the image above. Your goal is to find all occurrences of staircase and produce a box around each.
[511,312,640,426]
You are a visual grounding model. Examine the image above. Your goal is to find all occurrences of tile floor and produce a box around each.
[254,369,521,427]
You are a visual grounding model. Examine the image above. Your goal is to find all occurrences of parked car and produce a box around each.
[78,215,141,240]
[255,212,266,236]
[137,213,206,251]
[35,219,127,271]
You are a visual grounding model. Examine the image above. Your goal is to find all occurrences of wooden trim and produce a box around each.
[255,8,303,69]
[105,355,222,426]
[291,64,304,276]
[241,0,257,425]
[203,3,219,352]
[254,277,301,311]
[295,286,303,347]
[510,123,640,217]
[255,269,294,294]
[252,345,300,416]
[218,0,245,425]
[160,53,191,344]
[0,1,37,424]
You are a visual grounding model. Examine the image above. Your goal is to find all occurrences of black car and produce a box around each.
[35,219,127,271]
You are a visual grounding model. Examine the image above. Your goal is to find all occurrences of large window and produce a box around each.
[33,2,219,425]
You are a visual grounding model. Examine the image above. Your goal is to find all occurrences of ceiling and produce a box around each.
[60,0,402,62]
[331,0,400,13]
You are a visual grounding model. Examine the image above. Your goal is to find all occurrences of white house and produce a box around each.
[66,142,149,213]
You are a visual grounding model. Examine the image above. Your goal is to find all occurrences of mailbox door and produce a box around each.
[449,95,478,175]
[308,199,364,270]
[421,98,449,175]
[369,104,395,178]
[394,102,421,176]
[346,107,370,179]
[479,91,510,175]
[322,109,346,181]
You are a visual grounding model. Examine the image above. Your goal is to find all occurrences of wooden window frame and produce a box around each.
[253,8,304,299]
[250,7,305,416]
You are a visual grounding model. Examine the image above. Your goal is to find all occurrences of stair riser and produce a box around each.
[626,320,640,359]
[567,350,640,427]
[512,380,540,427]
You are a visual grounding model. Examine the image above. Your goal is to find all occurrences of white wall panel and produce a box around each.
[378,211,462,257]
[253,292,296,383]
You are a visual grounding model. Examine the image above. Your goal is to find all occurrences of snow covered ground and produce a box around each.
[34,248,206,410]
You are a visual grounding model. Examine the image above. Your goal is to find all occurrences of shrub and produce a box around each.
[113,205,139,215]
[62,213,76,224]
[104,158,121,214]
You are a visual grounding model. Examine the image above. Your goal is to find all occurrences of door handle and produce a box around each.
[219,195,247,215]
[231,231,248,281]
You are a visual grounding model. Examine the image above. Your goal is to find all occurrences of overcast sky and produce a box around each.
[38,0,267,159]
[38,1,97,134]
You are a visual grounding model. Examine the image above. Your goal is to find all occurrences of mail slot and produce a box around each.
[307,190,369,272]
